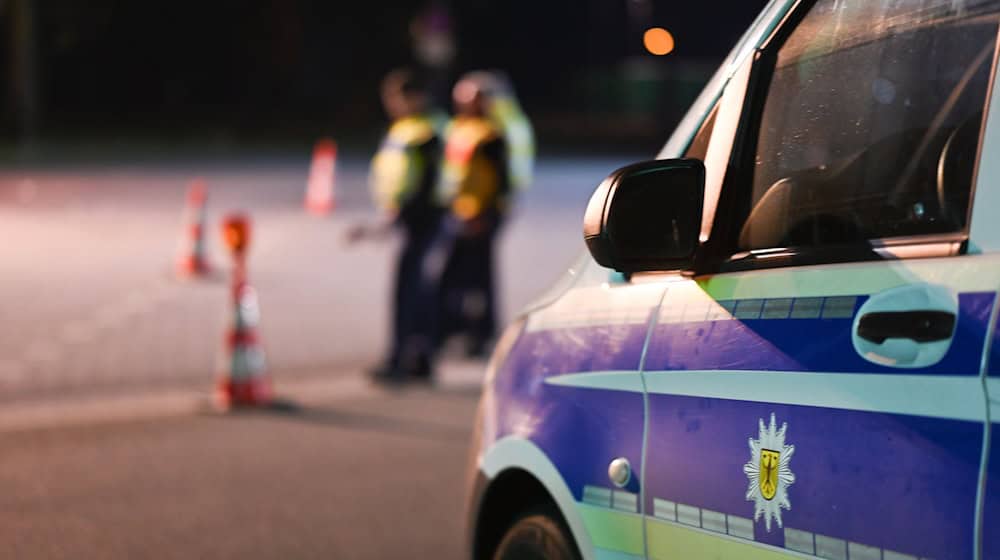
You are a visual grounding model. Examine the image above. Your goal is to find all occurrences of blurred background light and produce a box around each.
[643,26,675,55]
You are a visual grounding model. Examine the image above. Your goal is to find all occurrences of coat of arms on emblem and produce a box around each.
[743,413,796,531]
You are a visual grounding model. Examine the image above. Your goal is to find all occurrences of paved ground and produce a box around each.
[0,152,641,402]
[0,381,479,559]
[0,150,646,558]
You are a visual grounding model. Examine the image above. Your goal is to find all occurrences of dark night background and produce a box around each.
[1,0,768,149]
[0,4,776,554]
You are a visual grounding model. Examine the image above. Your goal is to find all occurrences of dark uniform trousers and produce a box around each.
[437,208,502,352]
[390,213,444,374]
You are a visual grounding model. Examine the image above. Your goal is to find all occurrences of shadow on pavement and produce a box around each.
[215,398,473,444]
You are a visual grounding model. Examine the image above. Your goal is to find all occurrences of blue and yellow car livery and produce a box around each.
[466,0,1000,559]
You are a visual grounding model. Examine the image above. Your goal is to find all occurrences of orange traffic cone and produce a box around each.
[215,279,273,409]
[215,214,273,409]
[305,138,337,215]
[176,179,211,277]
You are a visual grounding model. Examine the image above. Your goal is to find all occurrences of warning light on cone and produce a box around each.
[643,27,675,56]
[222,214,251,258]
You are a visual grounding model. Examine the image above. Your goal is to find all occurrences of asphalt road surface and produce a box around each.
[0,151,641,401]
[0,149,645,558]
[0,383,479,559]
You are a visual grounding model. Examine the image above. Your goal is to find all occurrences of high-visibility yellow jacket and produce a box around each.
[438,115,509,221]
[369,114,443,229]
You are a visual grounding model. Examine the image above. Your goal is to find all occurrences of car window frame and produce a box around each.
[682,103,719,162]
[659,0,798,160]
[970,26,1000,252]
[699,0,1000,275]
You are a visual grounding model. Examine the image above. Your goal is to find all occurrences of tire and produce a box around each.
[491,506,581,560]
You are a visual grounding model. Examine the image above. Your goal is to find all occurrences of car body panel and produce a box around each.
[982,312,1000,559]
[982,438,1000,559]
[474,281,665,559]
[467,0,1000,558]
[641,257,999,559]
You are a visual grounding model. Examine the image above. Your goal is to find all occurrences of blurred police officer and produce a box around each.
[366,68,444,382]
[437,75,510,357]
[464,70,535,193]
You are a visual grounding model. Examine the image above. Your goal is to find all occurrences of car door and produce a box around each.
[640,1,1000,559]
[481,257,665,559]
[984,318,1000,559]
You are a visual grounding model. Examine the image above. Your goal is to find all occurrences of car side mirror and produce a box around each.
[583,159,705,273]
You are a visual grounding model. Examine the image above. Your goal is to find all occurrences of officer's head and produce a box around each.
[452,75,492,117]
[381,68,428,120]
[462,70,515,101]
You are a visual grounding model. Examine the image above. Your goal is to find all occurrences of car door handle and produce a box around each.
[856,310,956,344]
[852,284,958,368]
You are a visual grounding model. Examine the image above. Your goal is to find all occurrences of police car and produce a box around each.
[466,0,1000,558]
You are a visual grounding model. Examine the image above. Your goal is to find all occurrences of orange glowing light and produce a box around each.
[643,27,675,56]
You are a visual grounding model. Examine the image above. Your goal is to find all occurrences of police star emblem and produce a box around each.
[743,413,796,531]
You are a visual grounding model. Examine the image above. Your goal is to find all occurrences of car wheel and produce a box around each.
[491,506,580,560]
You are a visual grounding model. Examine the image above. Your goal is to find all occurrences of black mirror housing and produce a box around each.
[583,159,705,273]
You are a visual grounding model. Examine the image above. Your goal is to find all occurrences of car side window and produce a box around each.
[738,0,1000,252]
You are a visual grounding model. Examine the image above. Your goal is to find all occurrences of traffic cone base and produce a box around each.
[215,376,273,409]
[176,254,211,276]
[215,270,274,410]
